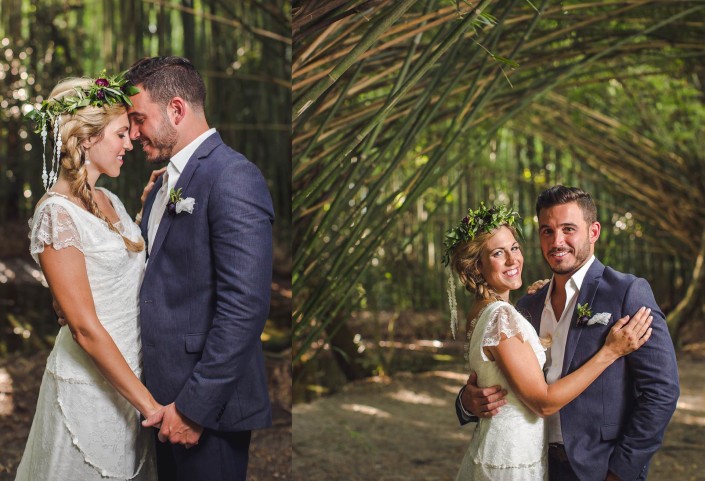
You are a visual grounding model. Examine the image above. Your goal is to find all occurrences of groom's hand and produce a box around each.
[151,402,203,448]
[461,372,507,418]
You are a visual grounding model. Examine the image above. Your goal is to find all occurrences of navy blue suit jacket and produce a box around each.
[139,132,274,432]
[515,259,679,481]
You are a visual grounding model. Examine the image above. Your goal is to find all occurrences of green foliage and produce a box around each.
[25,71,138,134]
[442,202,522,266]
[293,0,705,368]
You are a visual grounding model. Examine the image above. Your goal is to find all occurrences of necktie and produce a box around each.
[147,169,169,255]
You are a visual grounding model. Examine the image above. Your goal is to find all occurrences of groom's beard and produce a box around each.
[544,236,592,276]
[142,112,178,163]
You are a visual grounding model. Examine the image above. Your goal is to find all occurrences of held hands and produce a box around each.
[460,371,508,418]
[603,307,653,360]
[143,402,203,449]
[142,404,166,431]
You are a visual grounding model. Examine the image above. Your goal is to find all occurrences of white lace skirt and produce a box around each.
[14,369,156,481]
[455,413,547,481]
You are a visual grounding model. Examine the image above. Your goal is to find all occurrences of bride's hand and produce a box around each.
[603,307,653,359]
[526,279,549,295]
[140,167,168,206]
[142,404,166,429]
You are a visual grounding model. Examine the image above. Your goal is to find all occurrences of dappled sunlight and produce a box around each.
[442,383,465,395]
[429,370,467,381]
[387,388,445,406]
[676,393,704,412]
[378,339,459,351]
[450,428,475,442]
[23,263,47,288]
[0,261,17,284]
[405,414,458,433]
[271,280,291,298]
[341,403,391,418]
[672,411,705,427]
[0,367,14,416]
[673,393,705,427]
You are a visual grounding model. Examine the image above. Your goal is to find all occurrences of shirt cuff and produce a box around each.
[458,385,475,421]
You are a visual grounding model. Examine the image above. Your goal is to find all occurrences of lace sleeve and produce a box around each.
[481,303,526,350]
[29,202,83,259]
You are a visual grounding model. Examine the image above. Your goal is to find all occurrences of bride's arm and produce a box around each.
[487,308,652,418]
[39,245,163,423]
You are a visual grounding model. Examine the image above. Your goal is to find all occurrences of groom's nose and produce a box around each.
[550,231,566,247]
[129,123,140,140]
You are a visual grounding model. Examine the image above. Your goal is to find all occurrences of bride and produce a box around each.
[16,74,161,480]
[444,204,652,481]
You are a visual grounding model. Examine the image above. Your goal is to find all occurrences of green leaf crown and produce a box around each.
[24,70,139,134]
[442,202,523,266]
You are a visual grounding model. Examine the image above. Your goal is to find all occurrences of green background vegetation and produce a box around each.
[292,0,705,392]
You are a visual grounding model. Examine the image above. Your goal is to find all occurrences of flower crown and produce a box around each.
[25,71,139,135]
[24,71,139,190]
[442,202,522,266]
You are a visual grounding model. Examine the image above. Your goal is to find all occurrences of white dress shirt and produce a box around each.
[540,255,596,444]
[147,128,216,254]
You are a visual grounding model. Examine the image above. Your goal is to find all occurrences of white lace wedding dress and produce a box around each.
[456,301,547,481]
[16,188,156,481]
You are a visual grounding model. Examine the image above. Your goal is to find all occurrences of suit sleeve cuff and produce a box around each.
[609,449,646,481]
[456,386,479,425]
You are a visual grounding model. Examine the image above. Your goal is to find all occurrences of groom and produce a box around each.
[456,186,679,481]
[126,57,274,481]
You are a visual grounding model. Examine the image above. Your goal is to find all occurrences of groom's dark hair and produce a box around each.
[536,185,597,224]
[125,56,206,111]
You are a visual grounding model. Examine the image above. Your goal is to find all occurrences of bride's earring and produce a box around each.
[84,150,91,166]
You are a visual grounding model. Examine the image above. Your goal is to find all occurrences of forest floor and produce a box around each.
[293,344,705,481]
[0,349,292,481]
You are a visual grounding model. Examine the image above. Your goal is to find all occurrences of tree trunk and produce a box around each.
[666,226,705,343]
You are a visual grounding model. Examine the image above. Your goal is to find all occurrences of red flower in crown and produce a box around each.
[95,78,110,87]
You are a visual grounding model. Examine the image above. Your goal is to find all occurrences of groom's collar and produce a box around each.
[544,255,596,307]
[170,128,217,174]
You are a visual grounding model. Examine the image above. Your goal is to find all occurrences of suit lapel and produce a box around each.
[148,159,201,262]
[561,259,605,377]
[141,174,163,257]
[146,132,223,263]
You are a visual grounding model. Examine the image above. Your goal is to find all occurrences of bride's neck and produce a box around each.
[468,299,493,320]
[54,170,98,192]
[50,176,73,195]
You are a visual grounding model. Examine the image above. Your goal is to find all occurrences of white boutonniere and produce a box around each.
[167,188,196,215]
[586,312,612,326]
[577,303,612,327]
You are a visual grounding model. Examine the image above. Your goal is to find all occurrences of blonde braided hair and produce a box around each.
[49,78,144,253]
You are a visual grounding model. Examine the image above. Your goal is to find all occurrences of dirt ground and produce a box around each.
[0,349,292,481]
[292,346,705,481]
